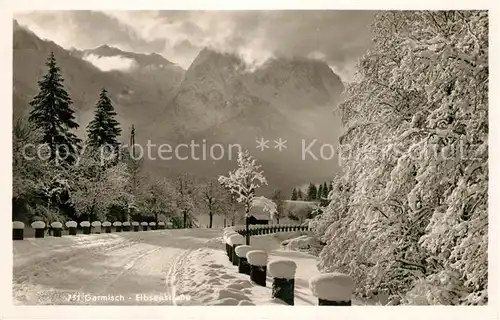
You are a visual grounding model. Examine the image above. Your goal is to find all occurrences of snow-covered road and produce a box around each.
[13,229,223,305]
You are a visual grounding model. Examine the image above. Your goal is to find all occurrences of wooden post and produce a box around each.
[66,221,77,235]
[31,221,46,238]
[13,221,24,240]
[247,250,267,287]
[268,259,297,305]
[235,245,252,275]
[51,222,63,237]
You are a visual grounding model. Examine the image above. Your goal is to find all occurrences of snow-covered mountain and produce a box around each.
[13,20,344,191]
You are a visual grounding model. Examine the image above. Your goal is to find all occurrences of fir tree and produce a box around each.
[28,52,81,163]
[322,182,328,198]
[291,187,298,200]
[87,88,122,150]
[307,183,317,201]
[297,189,303,200]
[317,184,323,200]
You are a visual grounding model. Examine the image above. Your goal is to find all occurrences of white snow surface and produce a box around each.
[13,229,363,306]
[132,221,139,226]
[66,221,77,228]
[309,273,354,301]
[140,222,148,226]
[149,222,156,226]
[13,221,25,229]
[91,221,101,227]
[227,234,244,246]
[234,245,253,258]
[31,221,45,229]
[80,221,90,227]
[267,259,297,279]
[113,222,122,227]
[246,250,268,266]
[102,221,111,227]
[51,222,63,229]
[122,222,131,226]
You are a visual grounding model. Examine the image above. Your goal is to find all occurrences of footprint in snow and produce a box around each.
[208,263,224,269]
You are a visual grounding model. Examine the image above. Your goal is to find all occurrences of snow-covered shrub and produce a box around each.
[13,221,25,229]
[246,250,267,267]
[268,260,297,279]
[31,221,45,229]
[281,235,323,256]
[309,273,354,302]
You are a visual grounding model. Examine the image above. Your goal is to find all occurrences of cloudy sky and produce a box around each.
[14,11,376,81]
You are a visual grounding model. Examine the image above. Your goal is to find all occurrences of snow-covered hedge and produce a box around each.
[13,221,24,229]
[113,222,122,227]
[140,222,148,226]
[234,245,253,258]
[122,221,131,227]
[227,234,244,246]
[51,222,63,228]
[102,221,111,227]
[267,259,297,279]
[309,273,354,302]
[246,250,267,267]
[132,221,139,226]
[31,221,46,229]
[66,221,77,228]
[80,221,90,227]
[91,221,101,227]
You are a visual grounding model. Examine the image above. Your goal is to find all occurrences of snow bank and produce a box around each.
[227,234,245,246]
[267,259,297,279]
[13,221,25,229]
[149,222,156,226]
[122,221,131,226]
[246,250,268,266]
[102,221,111,227]
[80,221,90,227]
[31,221,45,229]
[113,222,122,227]
[223,232,238,243]
[234,245,253,258]
[51,222,63,229]
[309,273,354,301]
[132,221,139,226]
[281,235,323,255]
[91,221,101,227]
[66,221,77,228]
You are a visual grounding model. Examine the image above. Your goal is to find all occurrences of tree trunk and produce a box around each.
[245,206,250,245]
[209,212,213,228]
[183,211,187,228]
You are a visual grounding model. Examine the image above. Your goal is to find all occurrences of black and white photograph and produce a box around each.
[8,7,491,310]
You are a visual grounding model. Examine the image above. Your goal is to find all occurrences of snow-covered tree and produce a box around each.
[219,150,268,244]
[200,179,232,228]
[271,190,285,224]
[86,88,122,150]
[28,52,81,164]
[139,178,178,224]
[70,146,131,221]
[313,11,488,305]
[175,173,198,228]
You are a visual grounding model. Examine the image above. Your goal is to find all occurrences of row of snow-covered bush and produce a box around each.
[309,11,488,305]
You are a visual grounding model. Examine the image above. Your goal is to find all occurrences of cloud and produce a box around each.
[14,10,377,81]
[83,53,138,72]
